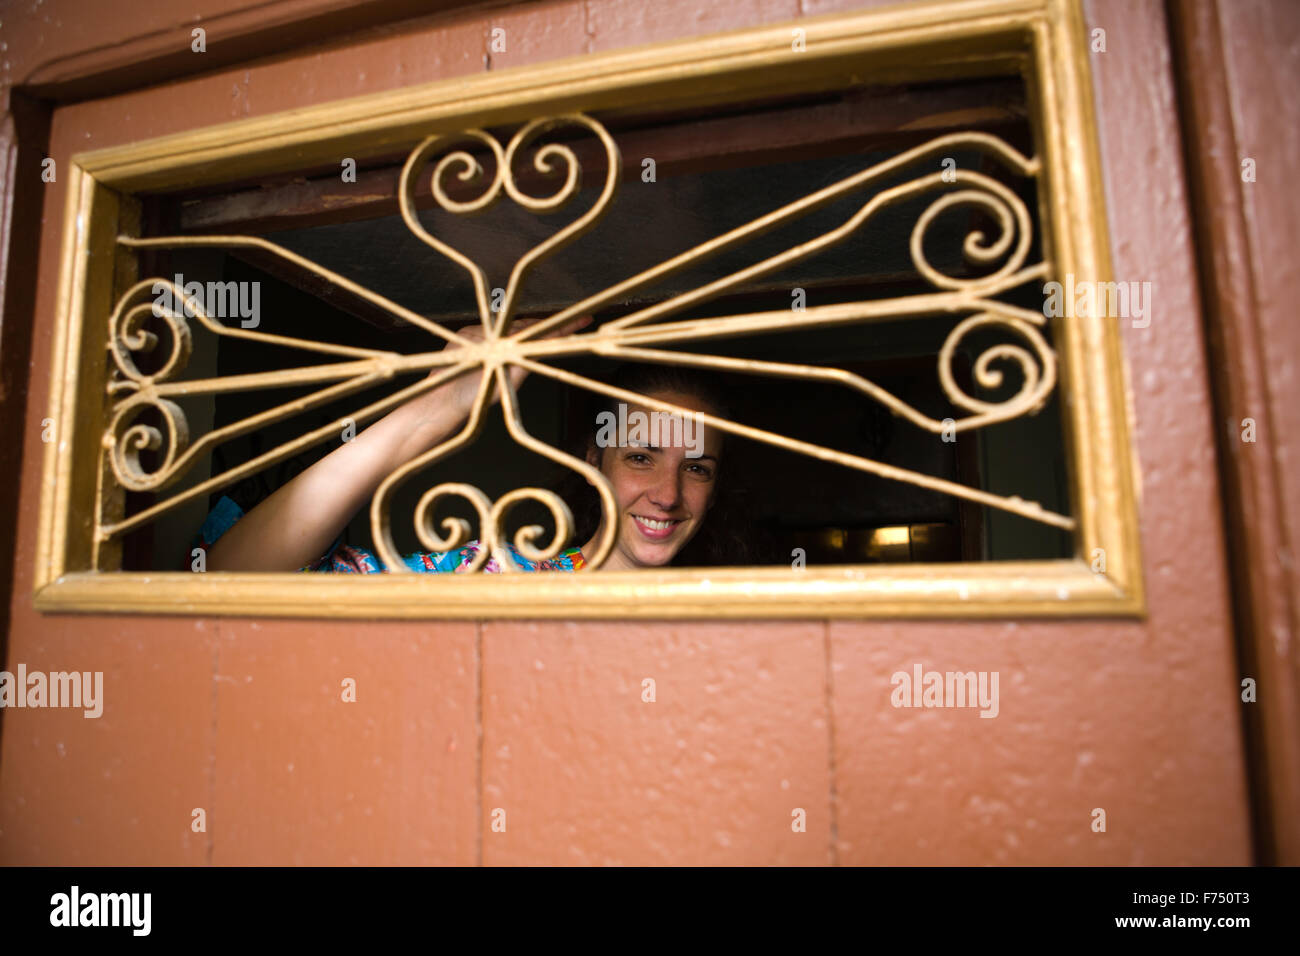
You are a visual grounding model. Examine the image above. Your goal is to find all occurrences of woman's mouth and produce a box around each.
[632,515,683,540]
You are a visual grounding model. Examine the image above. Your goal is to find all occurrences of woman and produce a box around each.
[198,318,731,573]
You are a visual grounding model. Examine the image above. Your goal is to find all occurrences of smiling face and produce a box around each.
[583,389,724,570]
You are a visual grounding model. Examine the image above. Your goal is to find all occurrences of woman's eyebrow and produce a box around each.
[630,443,717,464]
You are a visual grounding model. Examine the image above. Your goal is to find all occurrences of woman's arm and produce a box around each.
[204,317,588,572]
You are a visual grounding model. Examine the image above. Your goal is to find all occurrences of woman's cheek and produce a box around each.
[612,467,647,507]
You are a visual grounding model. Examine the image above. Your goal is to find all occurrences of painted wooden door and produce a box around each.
[0,0,1270,865]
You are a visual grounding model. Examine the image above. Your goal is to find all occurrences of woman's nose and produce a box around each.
[647,470,683,510]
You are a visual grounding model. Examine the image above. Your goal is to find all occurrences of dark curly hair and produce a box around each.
[559,363,762,567]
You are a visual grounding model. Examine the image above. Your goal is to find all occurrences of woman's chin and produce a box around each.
[631,548,673,568]
[620,537,677,568]
[606,520,698,568]
[628,532,698,568]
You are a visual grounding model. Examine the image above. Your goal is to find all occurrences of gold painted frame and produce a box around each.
[34,0,1145,618]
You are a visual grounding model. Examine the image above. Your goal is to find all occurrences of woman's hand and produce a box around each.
[407,314,593,433]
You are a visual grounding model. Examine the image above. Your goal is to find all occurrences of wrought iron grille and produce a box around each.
[105,114,1069,573]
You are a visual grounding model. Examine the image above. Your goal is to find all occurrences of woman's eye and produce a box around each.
[687,464,715,479]
[626,453,651,465]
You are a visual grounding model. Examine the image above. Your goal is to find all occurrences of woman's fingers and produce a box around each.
[428,314,594,380]
[449,314,592,343]
[502,315,591,390]
[539,313,594,337]
[508,313,594,339]
[421,316,595,395]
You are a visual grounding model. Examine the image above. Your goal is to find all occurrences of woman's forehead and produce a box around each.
[604,391,724,456]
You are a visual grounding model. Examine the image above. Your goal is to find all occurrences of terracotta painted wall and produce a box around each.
[0,0,1255,864]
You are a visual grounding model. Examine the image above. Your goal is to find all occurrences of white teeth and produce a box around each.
[637,517,677,530]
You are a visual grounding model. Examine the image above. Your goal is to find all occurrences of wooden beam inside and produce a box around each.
[173,78,1027,235]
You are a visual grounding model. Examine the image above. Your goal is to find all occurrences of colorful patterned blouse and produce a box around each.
[189,494,585,573]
